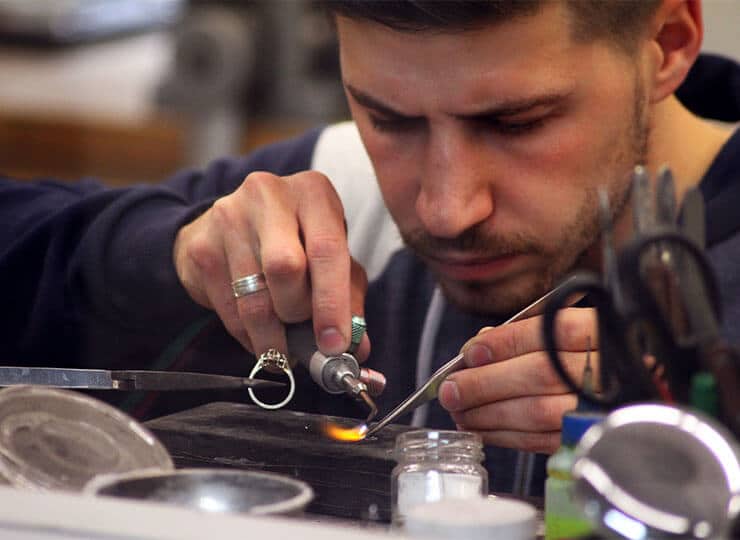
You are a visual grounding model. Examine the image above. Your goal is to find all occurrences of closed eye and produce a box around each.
[369,113,424,133]
[483,115,548,135]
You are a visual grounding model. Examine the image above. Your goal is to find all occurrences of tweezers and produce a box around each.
[364,279,577,437]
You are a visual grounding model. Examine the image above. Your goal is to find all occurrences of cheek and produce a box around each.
[499,107,630,228]
[525,118,621,183]
[375,165,418,231]
[545,104,638,196]
[356,125,421,226]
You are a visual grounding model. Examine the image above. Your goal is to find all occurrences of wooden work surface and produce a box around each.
[145,402,420,523]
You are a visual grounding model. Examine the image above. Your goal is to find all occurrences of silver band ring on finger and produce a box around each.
[248,348,295,410]
[232,272,268,298]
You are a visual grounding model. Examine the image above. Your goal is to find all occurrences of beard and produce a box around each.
[401,76,650,318]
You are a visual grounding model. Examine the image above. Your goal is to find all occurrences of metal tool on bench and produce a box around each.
[0,366,285,391]
[363,278,579,438]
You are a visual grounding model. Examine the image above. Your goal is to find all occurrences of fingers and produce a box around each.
[450,393,577,453]
[215,187,289,356]
[173,169,365,360]
[450,393,577,433]
[434,308,601,454]
[461,307,599,368]
[440,349,592,411]
[349,259,371,362]
[242,170,356,355]
[293,173,353,354]
[173,206,255,351]
[246,178,311,324]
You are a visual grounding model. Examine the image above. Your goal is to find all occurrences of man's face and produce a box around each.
[337,3,650,316]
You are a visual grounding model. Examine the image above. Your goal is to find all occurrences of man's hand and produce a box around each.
[172,170,370,362]
[438,308,598,454]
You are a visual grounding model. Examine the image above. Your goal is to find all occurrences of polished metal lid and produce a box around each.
[0,386,173,491]
[573,403,740,539]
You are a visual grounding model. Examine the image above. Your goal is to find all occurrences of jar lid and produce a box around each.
[394,430,483,449]
[404,497,537,540]
[562,411,605,446]
[395,430,484,461]
[0,386,173,491]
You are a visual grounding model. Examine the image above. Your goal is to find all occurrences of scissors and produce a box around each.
[541,166,725,410]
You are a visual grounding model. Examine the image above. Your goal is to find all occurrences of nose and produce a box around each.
[415,127,495,238]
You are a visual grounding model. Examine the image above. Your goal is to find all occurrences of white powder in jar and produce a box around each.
[397,470,483,516]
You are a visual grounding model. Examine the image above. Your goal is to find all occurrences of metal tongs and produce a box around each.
[0,366,285,391]
[365,279,578,437]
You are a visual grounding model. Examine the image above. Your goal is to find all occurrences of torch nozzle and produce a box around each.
[359,389,378,424]
[337,374,378,424]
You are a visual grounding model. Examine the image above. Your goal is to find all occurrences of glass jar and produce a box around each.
[391,430,488,527]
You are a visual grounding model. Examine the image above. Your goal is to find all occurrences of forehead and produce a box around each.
[335,3,582,111]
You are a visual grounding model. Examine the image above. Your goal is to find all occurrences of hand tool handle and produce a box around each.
[286,321,385,396]
[286,321,361,394]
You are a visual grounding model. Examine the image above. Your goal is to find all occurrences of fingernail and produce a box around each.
[439,379,461,411]
[319,327,346,355]
[465,343,492,367]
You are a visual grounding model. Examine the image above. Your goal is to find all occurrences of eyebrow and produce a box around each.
[346,84,412,118]
[345,83,571,119]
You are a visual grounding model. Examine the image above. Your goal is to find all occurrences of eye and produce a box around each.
[369,114,422,133]
[486,116,548,135]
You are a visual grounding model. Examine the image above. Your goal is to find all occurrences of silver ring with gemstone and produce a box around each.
[248,348,295,410]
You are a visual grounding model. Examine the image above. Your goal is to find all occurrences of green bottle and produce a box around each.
[690,371,719,418]
[545,411,604,540]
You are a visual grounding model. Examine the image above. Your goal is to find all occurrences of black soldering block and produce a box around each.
[145,402,420,522]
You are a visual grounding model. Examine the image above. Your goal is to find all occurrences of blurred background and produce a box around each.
[0,0,737,186]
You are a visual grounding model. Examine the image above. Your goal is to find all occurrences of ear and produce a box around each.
[647,0,703,103]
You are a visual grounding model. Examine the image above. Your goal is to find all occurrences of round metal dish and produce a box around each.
[85,468,314,516]
[0,386,173,491]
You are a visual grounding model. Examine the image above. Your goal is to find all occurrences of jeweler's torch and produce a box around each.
[286,317,384,424]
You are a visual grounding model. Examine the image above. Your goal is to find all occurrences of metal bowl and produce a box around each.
[85,468,314,517]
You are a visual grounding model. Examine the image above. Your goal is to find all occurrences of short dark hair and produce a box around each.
[321,0,662,54]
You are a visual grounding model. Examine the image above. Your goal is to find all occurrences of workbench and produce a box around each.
[145,401,416,523]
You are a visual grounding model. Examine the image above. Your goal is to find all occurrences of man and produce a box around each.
[2,0,739,495]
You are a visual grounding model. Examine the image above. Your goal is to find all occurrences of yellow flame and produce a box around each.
[322,421,368,442]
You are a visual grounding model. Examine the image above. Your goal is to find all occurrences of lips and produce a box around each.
[424,253,522,281]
